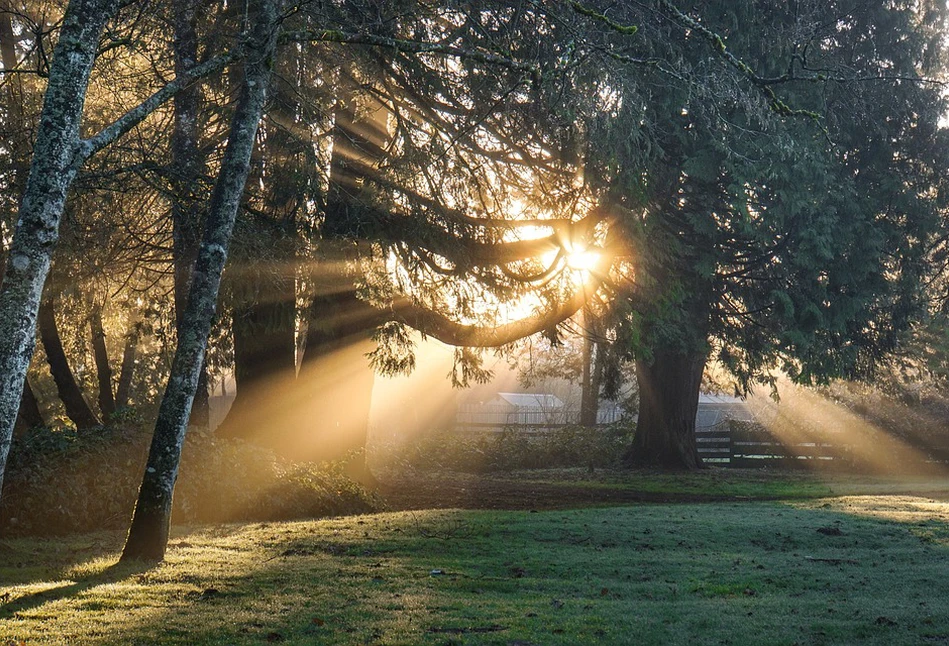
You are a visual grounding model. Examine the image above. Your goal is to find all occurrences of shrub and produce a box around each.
[0,425,380,536]
[372,422,635,474]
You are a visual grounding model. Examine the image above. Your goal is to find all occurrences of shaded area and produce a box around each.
[375,471,815,511]
[3,499,949,645]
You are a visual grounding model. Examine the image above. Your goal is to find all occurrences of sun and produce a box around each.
[565,246,601,272]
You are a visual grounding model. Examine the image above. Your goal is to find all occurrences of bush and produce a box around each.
[372,422,635,474]
[0,426,380,536]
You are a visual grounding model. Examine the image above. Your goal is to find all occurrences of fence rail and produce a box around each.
[699,422,949,468]
[455,403,625,429]
[454,412,949,469]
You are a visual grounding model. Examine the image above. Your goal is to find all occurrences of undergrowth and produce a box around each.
[0,425,380,536]
[372,423,634,473]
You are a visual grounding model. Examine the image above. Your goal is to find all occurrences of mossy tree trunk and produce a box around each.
[1,4,48,439]
[170,0,209,429]
[0,0,118,495]
[121,0,280,562]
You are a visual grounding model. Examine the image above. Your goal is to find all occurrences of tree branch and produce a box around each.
[281,29,540,80]
[389,249,615,347]
[78,52,237,162]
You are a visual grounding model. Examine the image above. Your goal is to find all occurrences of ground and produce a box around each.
[374,467,948,510]
[3,468,949,645]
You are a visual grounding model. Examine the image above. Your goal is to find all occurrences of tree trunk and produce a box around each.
[592,341,604,417]
[171,0,209,431]
[215,62,304,438]
[284,91,390,480]
[216,298,296,438]
[579,338,605,427]
[90,305,116,420]
[1,6,46,440]
[0,0,118,498]
[38,297,101,429]
[114,325,138,409]
[122,0,279,562]
[298,288,376,483]
[625,352,706,469]
[0,1,26,198]
[14,377,44,436]
[579,309,600,426]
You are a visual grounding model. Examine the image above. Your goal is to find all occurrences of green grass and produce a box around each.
[474,467,949,502]
[3,494,949,645]
[504,467,839,499]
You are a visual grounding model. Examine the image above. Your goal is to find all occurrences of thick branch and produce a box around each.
[392,282,597,347]
[78,51,237,161]
[390,250,615,347]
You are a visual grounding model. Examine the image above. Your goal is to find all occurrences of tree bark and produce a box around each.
[295,92,383,477]
[115,325,138,409]
[90,305,116,420]
[1,5,47,440]
[38,297,101,429]
[579,310,600,426]
[14,377,44,436]
[215,57,302,438]
[0,0,118,499]
[216,298,296,438]
[0,1,26,197]
[171,0,210,430]
[625,352,706,469]
[122,0,280,562]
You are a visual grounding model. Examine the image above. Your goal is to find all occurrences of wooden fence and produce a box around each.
[453,409,949,469]
[455,403,625,430]
[699,421,949,469]
[697,423,847,467]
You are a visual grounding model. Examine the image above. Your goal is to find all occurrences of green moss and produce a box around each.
[570,2,638,36]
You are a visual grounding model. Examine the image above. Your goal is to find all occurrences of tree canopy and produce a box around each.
[0,0,947,557]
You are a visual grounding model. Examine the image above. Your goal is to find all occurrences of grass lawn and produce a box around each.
[3,488,949,644]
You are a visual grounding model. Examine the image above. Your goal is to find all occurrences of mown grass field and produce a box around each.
[3,472,949,644]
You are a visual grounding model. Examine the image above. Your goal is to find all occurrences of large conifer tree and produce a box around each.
[591,0,949,468]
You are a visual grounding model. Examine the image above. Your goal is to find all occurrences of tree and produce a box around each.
[591,0,949,468]
[122,0,282,561]
[38,294,100,428]
[0,0,238,497]
[212,1,616,472]
[170,0,212,429]
[0,0,121,491]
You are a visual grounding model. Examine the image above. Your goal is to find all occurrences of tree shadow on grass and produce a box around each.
[0,523,253,588]
[88,503,949,646]
[0,559,151,618]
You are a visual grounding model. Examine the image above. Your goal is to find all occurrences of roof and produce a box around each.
[696,392,756,426]
[698,393,746,406]
[496,392,565,409]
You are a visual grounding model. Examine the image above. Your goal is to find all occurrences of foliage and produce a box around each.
[373,423,635,474]
[5,497,949,643]
[0,425,379,536]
